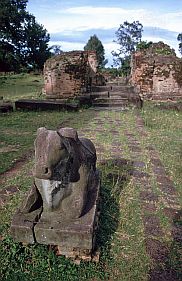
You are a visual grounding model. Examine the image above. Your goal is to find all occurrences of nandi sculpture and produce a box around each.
[33,127,97,219]
[11,127,100,259]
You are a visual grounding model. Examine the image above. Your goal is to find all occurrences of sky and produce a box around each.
[27,0,182,66]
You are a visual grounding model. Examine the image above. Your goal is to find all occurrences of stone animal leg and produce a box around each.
[61,165,89,218]
[22,183,43,213]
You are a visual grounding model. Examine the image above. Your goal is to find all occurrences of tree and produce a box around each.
[84,35,107,68]
[0,0,51,71]
[119,56,131,76]
[0,0,28,41]
[0,0,28,71]
[114,21,143,56]
[177,33,182,56]
[0,41,17,71]
[112,21,143,69]
[23,14,50,70]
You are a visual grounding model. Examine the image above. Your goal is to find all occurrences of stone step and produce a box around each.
[92,102,128,107]
[46,95,67,100]
[90,106,128,111]
[109,96,128,99]
[90,92,132,99]
[92,85,134,92]
[91,81,143,109]
[94,97,128,103]
[107,82,126,86]
[90,91,109,98]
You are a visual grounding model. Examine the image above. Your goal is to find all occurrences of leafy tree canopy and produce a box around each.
[0,0,51,71]
[23,14,50,70]
[112,20,143,75]
[114,21,143,57]
[84,34,107,68]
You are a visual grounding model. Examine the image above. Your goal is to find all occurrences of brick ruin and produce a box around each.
[130,42,182,101]
[44,50,100,99]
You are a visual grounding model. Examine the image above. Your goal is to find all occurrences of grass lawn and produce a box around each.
[141,102,182,204]
[0,100,181,280]
[0,73,43,101]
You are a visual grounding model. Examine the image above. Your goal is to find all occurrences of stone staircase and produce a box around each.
[91,82,142,109]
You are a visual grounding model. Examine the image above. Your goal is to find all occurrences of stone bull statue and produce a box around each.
[24,127,97,220]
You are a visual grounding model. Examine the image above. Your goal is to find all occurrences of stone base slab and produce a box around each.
[10,208,42,244]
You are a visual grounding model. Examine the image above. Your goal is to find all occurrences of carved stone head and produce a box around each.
[33,127,81,182]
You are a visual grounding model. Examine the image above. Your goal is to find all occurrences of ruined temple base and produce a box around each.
[10,170,100,261]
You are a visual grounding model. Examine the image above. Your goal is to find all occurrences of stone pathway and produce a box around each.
[0,109,181,279]
[79,109,181,280]
[133,114,181,280]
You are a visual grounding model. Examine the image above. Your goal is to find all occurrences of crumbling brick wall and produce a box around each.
[131,42,182,101]
[44,51,98,99]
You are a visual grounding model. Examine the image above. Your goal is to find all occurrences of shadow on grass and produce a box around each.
[96,158,133,259]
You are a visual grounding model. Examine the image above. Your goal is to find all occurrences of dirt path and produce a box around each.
[0,150,33,207]
[0,150,33,183]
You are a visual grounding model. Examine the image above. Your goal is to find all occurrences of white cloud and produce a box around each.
[57,6,181,33]
[161,12,182,32]
[46,5,181,63]
[49,41,84,51]
[37,6,181,34]
[49,41,120,66]
[66,6,145,16]
[47,6,148,32]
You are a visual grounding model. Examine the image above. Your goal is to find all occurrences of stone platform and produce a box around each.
[0,97,13,113]
[15,99,79,111]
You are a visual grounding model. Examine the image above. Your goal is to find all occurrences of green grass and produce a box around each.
[0,110,95,174]
[0,103,182,280]
[141,102,182,202]
[0,73,43,101]
[140,103,182,279]
[0,144,136,281]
